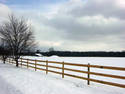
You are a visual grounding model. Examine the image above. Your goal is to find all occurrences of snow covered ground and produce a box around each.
[24,56,125,67]
[0,57,125,94]
[24,56,125,84]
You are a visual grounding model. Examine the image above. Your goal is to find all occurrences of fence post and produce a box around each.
[87,63,90,85]
[9,58,10,63]
[27,59,29,68]
[46,60,48,74]
[12,59,13,64]
[10,58,12,64]
[21,58,22,67]
[12,59,14,64]
[13,59,14,64]
[62,61,64,78]
[35,60,37,71]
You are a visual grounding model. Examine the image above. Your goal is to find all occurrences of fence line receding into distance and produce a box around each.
[7,58,125,88]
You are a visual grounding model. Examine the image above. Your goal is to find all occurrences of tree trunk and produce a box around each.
[2,56,6,64]
[16,59,18,67]
[3,60,5,64]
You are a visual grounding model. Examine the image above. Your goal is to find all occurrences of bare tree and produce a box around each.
[0,14,35,67]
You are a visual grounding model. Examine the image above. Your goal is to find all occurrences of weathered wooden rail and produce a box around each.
[8,58,125,88]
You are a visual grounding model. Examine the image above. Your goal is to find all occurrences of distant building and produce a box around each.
[35,53,43,57]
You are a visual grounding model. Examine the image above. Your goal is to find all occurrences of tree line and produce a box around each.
[40,51,125,57]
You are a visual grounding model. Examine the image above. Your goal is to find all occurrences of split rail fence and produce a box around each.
[7,58,125,88]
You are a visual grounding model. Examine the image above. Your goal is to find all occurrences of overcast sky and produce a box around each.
[0,0,125,51]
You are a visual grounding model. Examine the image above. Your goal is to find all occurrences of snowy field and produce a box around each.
[24,56,125,84]
[0,56,125,94]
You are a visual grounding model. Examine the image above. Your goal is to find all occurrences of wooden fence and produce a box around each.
[7,58,125,88]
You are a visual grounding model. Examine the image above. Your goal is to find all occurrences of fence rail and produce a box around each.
[8,58,125,88]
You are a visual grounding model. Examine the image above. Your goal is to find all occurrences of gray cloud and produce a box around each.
[32,0,124,51]
[1,0,125,51]
[44,14,125,42]
[31,0,125,51]
[61,0,125,19]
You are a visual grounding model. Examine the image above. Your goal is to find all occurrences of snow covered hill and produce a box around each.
[0,58,125,94]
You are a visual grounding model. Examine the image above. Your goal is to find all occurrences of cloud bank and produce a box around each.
[0,0,125,51]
